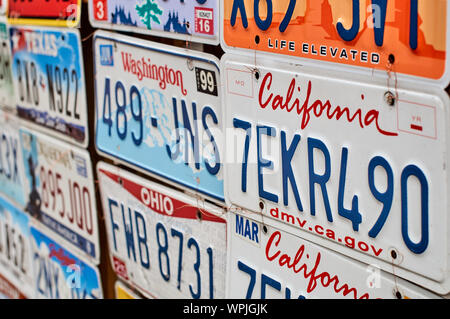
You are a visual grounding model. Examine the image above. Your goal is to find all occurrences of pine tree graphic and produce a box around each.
[136,0,163,30]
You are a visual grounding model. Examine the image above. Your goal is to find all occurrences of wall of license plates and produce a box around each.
[0,0,448,299]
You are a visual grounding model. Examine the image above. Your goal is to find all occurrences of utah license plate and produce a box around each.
[10,25,88,147]
[222,53,450,294]
[0,110,26,206]
[221,0,449,85]
[20,128,100,264]
[0,195,34,298]
[8,0,80,27]
[94,30,224,202]
[30,226,103,299]
[228,212,440,299]
[89,0,219,45]
[97,161,227,299]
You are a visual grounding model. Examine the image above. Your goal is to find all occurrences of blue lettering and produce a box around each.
[281,131,303,212]
[108,198,120,251]
[135,210,150,269]
[202,106,220,176]
[121,204,136,262]
[257,125,278,203]
[230,0,248,28]
[336,0,360,42]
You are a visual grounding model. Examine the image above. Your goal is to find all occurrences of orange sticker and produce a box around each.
[223,0,448,82]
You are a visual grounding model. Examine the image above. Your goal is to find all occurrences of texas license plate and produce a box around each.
[20,127,100,264]
[0,110,26,206]
[221,0,449,85]
[30,226,103,299]
[8,0,81,27]
[94,30,224,202]
[228,212,440,299]
[0,18,14,110]
[97,161,227,299]
[10,25,88,147]
[0,195,34,298]
[89,0,219,45]
[222,53,450,294]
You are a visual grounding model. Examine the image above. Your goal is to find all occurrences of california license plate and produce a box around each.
[97,161,227,299]
[20,127,100,264]
[0,18,14,110]
[89,0,219,45]
[8,0,81,27]
[0,195,34,298]
[228,212,440,299]
[221,0,449,85]
[30,226,103,299]
[0,110,26,206]
[10,25,88,147]
[222,53,450,294]
[94,30,224,202]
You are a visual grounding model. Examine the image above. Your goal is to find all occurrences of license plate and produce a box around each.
[0,110,26,206]
[0,18,14,110]
[222,53,450,294]
[89,0,219,45]
[8,0,81,27]
[30,226,103,299]
[115,281,141,299]
[0,195,34,298]
[228,212,441,299]
[10,25,88,147]
[94,30,224,202]
[221,0,450,85]
[97,161,227,299]
[20,127,100,264]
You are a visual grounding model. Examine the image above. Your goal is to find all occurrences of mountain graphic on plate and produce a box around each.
[164,11,190,34]
[112,6,137,26]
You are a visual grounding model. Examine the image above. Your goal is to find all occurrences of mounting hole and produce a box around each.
[254,71,260,80]
[388,54,395,64]
[390,250,397,259]
[255,35,260,44]
[259,201,264,210]
[262,225,268,234]
[384,91,396,106]
[196,210,202,221]
[395,290,402,299]
[118,177,123,186]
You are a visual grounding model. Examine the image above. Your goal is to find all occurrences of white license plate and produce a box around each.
[94,30,224,202]
[30,226,103,299]
[97,161,227,299]
[222,53,450,294]
[0,110,26,206]
[20,127,100,264]
[89,0,219,45]
[228,212,441,299]
[0,18,14,110]
[0,195,34,298]
[10,25,88,147]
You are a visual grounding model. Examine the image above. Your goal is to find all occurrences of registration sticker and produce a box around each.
[222,53,450,294]
[20,127,100,264]
[97,161,227,299]
[10,25,88,147]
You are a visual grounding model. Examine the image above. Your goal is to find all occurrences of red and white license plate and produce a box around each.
[97,161,228,299]
[222,53,450,295]
[228,212,441,299]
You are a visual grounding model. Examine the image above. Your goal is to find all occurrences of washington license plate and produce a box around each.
[0,18,13,110]
[89,0,219,45]
[222,53,450,294]
[94,31,224,202]
[0,110,26,206]
[222,0,449,85]
[97,161,227,299]
[228,212,440,299]
[30,226,102,299]
[8,0,81,27]
[10,25,88,147]
[20,128,100,264]
[0,195,34,298]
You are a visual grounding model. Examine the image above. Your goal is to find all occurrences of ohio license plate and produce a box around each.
[0,110,26,206]
[94,30,224,202]
[222,53,450,294]
[89,0,219,45]
[97,161,227,299]
[228,212,440,299]
[10,25,88,147]
[30,226,103,299]
[0,18,14,110]
[222,0,450,85]
[0,195,34,298]
[20,128,100,264]
[8,0,81,27]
